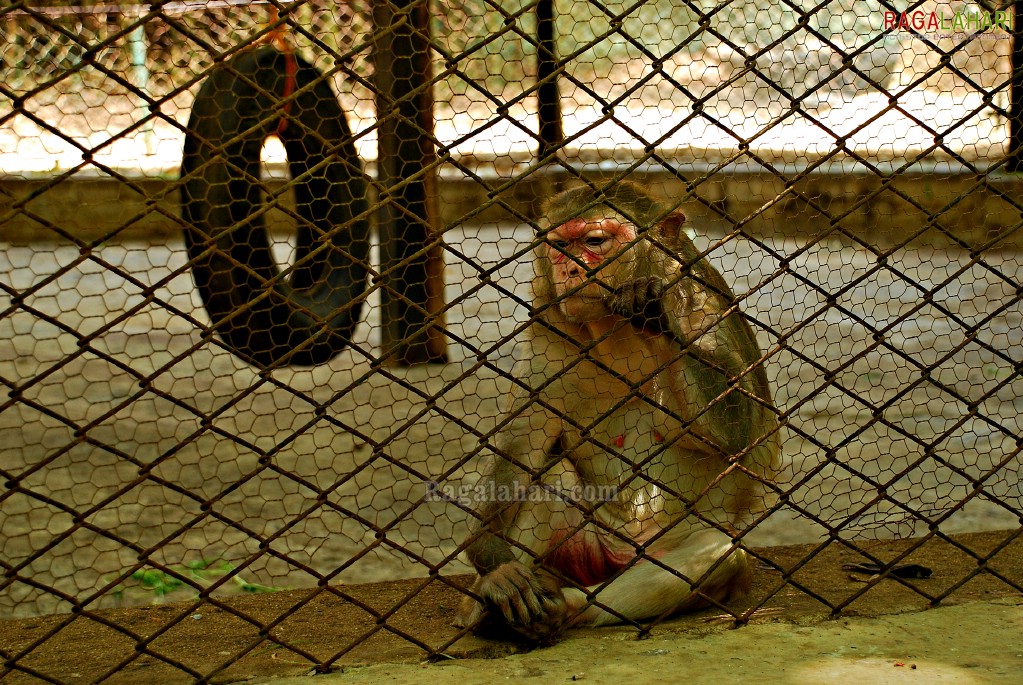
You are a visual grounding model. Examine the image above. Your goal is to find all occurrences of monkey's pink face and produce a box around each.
[546,218,635,319]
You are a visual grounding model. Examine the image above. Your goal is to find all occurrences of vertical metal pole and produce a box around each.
[536,0,563,162]
[374,0,448,364]
[129,24,148,94]
[129,17,154,155]
[1009,1,1023,172]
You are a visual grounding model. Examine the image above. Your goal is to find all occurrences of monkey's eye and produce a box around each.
[550,239,569,250]
[585,235,610,249]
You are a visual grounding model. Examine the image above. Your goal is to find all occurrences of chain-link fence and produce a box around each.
[2,0,1022,681]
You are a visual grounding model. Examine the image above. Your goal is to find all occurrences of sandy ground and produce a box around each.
[2,221,1021,620]
[265,599,1023,685]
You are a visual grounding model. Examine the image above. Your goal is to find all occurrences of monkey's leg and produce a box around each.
[563,527,750,627]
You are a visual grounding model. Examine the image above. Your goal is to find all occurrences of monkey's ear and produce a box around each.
[657,211,687,245]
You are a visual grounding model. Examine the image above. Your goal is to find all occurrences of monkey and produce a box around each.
[455,181,780,642]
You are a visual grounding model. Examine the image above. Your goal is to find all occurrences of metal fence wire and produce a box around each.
[2,0,1023,680]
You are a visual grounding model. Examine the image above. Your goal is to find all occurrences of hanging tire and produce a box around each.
[181,46,369,368]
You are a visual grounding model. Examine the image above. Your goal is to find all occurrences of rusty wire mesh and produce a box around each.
[2,0,1022,681]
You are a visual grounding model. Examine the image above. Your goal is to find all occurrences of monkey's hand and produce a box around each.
[455,561,567,643]
[609,277,671,335]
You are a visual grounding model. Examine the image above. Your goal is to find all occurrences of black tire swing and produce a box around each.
[181,45,370,368]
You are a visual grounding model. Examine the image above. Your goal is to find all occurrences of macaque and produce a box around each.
[456,182,780,642]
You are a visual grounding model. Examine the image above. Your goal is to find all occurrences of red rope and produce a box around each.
[260,5,297,136]
[276,50,297,135]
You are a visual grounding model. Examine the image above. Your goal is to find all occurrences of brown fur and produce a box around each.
[457,182,781,641]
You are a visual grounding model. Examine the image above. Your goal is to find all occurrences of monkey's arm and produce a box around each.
[609,273,771,456]
[464,396,561,572]
[458,382,569,640]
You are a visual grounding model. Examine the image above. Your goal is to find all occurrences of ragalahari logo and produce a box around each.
[882,8,1014,40]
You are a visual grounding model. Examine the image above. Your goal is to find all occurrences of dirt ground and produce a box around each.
[1,530,1020,684]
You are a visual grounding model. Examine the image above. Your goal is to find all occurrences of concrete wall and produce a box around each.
[2,169,1021,248]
